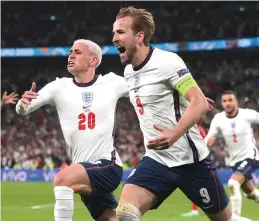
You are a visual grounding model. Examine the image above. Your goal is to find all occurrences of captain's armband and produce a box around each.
[174,75,197,96]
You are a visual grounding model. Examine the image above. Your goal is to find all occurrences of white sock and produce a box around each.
[54,186,74,221]
[230,195,242,216]
[227,213,252,221]
[228,179,242,216]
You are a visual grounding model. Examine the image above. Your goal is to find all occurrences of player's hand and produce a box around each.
[207,137,216,147]
[21,82,38,110]
[147,125,179,150]
[1,91,19,106]
[205,97,215,111]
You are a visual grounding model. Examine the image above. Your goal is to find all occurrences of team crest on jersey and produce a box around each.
[177,68,190,77]
[231,122,236,128]
[82,92,93,109]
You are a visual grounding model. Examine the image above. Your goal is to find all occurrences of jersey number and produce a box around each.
[136,97,144,115]
[200,188,211,203]
[232,133,238,143]
[238,160,248,169]
[78,112,96,130]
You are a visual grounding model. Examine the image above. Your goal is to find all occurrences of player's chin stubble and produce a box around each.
[225,107,234,114]
[120,57,129,65]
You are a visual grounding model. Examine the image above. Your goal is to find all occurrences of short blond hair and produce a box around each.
[73,39,102,67]
[116,6,155,46]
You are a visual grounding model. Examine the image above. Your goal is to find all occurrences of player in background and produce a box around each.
[1,91,19,107]
[112,6,251,221]
[16,39,129,221]
[205,90,259,216]
[181,123,207,217]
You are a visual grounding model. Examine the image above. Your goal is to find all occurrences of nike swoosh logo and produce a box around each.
[83,104,91,109]
[202,205,214,209]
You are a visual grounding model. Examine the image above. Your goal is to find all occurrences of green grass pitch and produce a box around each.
[1,182,259,221]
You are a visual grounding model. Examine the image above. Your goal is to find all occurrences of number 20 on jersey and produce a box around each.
[78,112,96,130]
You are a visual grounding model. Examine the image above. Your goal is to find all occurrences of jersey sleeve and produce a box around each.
[204,115,219,143]
[16,78,60,116]
[115,74,129,98]
[245,109,259,124]
[165,54,198,96]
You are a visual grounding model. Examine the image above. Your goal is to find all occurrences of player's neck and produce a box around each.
[226,108,239,118]
[131,45,150,68]
[74,70,96,84]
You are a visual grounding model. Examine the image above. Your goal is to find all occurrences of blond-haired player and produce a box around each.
[16,39,128,221]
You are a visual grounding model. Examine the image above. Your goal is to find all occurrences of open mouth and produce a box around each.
[68,61,74,67]
[117,46,126,54]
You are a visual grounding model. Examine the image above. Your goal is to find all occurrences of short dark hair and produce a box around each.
[116,6,155,46]
[222,90,237,97]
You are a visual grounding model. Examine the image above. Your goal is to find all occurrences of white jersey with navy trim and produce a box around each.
[124,47,209,167]
[16,73,129,166]
[205,108,259,166]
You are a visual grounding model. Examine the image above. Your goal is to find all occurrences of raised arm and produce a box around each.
[16,81,56,116]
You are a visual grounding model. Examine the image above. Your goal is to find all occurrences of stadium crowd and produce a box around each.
[1,2,259,47]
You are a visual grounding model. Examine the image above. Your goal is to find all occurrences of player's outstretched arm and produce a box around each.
[16,79,58,116]
[16,82,39,115]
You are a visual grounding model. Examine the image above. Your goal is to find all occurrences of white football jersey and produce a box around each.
[205,108,259,166]
[124,47,209,167]
[16,73,129,166]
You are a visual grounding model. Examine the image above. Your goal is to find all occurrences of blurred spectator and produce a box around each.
[1,2,259,47]
[1,91,19,107]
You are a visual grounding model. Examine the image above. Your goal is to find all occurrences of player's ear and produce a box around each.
[137,31,144,43]
[90,57,98,67]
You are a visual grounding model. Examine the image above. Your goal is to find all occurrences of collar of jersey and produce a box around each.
[133,46,154,71]
[225,109,239,118]
[73,74,99,87]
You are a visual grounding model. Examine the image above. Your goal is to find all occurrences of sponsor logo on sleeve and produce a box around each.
[177,68,190,77]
